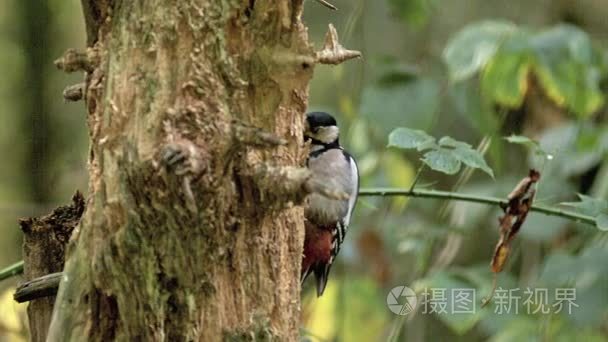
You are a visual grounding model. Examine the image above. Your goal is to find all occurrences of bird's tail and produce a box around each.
[313,263,331,296]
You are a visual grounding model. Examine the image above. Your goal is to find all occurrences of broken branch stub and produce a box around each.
[252,164,348,201]
[54,48,94,73]
[232,120,287,148]
[14,272,62,303]
[63,83,85,102]
[315,24,361,65]
[19,191,84,342]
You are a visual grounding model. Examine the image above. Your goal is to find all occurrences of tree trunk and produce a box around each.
[48,1,315,340]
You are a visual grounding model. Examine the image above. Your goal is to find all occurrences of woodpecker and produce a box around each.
[302,111,359,296]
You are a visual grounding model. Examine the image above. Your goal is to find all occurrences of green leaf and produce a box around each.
[443,20,517,82]
[451,147,494,178]
[436,137,494,177]
[415,138,438,151]
[504,134,545,154]
[421,149,461,175]
[531,25,604,117]
[388,127,435,150]
[531,24,593,64]
[534,57,604,118]
[596,213,608,231]
[445,22,605,117]
[481,50,531,108]
[504,134,537,145]
[561,194,608,217]
[438,136,471,149]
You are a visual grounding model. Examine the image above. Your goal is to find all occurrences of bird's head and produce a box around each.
[305,111,339,145]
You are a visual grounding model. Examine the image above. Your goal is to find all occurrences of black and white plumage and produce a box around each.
[301,111,359,296]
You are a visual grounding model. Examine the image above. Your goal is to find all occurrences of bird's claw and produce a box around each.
[162,144,188,169]
[160,141,203,176]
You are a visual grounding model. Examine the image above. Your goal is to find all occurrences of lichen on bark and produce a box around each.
[48,1,314,340]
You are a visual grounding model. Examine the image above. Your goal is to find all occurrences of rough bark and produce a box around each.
[19,192,84,342]
[48,1,314,341]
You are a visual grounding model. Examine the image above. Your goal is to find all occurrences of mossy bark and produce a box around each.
[48,1,313,340]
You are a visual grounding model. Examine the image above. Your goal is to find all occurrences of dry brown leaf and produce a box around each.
[483,169,540,306]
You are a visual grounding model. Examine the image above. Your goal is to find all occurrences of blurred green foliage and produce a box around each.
[303,0,608,341]
[562,195,608,231]
[445,21,607,118]
[388,0,438,28]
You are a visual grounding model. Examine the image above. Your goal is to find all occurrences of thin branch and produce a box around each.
[359,187,596,226]
[14,272,62,303]
[409,164,425,192]
[0,187,595,285]
[0,261,24,281]
[313,0,337,10]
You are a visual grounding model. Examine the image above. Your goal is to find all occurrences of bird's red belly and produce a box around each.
[302,221,333,272]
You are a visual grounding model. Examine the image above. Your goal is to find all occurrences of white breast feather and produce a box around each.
[343,157,359,227]
[305,149,358,226]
